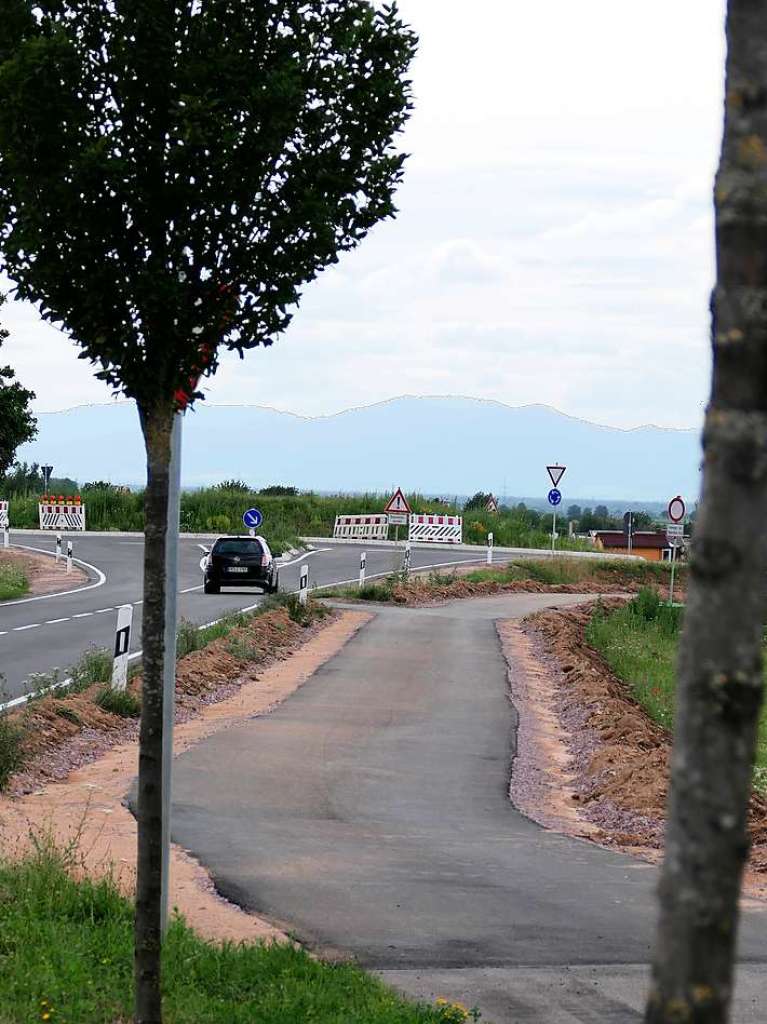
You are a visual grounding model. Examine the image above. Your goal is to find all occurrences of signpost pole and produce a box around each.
[628,513,633,556]
[551,511,557,555]
[669,543,677,606]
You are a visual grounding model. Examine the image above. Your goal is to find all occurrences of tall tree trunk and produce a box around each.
[645,5,767,1021]
[134,400,174,1024]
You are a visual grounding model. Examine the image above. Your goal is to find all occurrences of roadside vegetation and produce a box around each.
[586,590,767,791]
[0,557,28,600]
[0,477,597,551]
[0,840,479,1024]
[321,558,685,604]
[0,595,331,792]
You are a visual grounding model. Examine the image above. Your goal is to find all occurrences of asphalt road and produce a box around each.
[0,536,491,701]
[170,596,767,1023]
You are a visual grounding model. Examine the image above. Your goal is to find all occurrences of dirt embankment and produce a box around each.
[388,573,666,606]
[10,605,338,794]
[0,547,88,597]
[0,608,372,945]
[501,603,767,892]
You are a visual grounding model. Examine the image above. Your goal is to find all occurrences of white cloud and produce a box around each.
[0,0,726,432]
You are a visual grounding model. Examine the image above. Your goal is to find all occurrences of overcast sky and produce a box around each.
[1,1,725,429]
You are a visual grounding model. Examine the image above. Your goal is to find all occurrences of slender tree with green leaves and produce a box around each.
[645,4,767,1021]
[0,4,415,1021]
[0,293,36,476]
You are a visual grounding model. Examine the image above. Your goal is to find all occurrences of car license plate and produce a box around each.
[226,567,249,573]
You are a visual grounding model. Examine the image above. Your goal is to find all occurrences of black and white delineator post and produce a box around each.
[56,532,62,563]
[112,605,134,692]
[299,562,309,605]
[66,540,73,574]
[487,532,494,564]
[359,551,366,588]
[401,541,411,575]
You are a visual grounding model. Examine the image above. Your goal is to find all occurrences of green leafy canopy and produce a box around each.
[0,1,416,410]
[0,292,36,475]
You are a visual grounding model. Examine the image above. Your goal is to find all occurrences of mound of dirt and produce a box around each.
[389,574,648,606]
[503,603,767,877]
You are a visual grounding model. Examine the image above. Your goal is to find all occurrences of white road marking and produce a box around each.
[14,623,40,631]
[94,608,114,614]
[45,618,70,625]
[0,544,106,607]
[73,612,93,619]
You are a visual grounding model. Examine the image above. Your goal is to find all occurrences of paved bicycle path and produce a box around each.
[170,595,767,1023]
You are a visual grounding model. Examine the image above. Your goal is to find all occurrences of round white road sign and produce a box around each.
[668,495,686,523]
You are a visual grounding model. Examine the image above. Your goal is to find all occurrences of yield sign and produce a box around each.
[547,464,566,488]
[384,487,412,515]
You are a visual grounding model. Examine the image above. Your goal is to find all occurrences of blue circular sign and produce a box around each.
[547,488,562,507]
[242,507,263,529]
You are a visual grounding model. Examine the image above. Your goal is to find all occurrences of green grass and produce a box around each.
[0,843,478,1024]
[585,589,767,790]
[94,687,141,718]
[0,561,28,601]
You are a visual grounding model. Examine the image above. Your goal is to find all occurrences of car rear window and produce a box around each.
[213,539,264,556]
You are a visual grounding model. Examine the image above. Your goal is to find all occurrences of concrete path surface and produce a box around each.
[170,594,767,1023]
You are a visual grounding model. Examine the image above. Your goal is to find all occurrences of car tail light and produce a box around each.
[261,554,269,567]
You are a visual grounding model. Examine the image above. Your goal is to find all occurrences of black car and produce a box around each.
[203,536,279,595]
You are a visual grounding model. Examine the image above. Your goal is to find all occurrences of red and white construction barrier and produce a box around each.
[408,514,463,544]
[39,495,86,531]
[333,514,388,541]
[0,500,8,530]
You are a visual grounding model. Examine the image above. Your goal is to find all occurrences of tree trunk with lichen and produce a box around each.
[645,5,767,1022]
[134,400,175,1024]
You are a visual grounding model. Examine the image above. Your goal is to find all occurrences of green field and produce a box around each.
[2,485,594,553]
[585,591,767,791]
[0,843,478,1024]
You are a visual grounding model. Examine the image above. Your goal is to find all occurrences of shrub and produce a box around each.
[94,687,141,718]
[0,562,28,601]
[69,645,112,692]
[54,705,82,726]
[0,712,25,789]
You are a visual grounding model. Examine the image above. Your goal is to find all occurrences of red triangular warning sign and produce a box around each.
[384,487,412,515]
[547,465,566,488]
[485,495,499,513]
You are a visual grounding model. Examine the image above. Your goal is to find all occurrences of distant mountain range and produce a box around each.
[15,396,702,503]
